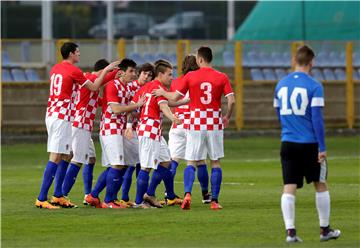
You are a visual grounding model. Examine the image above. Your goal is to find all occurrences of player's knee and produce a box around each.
[159,161,170,168]
[314,182,328,192]
[141,168,151,173]
[196,160,206,165]
[112,165,126,170]
[210,159,221,168]
[62,152,73,162]
[49,153,62,164]
[88,157,96,164]
[283,184,297,195]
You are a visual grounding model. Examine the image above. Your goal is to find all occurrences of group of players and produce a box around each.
[35,41,340,243]
[35,42,234,212]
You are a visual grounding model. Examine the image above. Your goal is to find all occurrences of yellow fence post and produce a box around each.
[234,41,244,130]
[117,38,126,59]
[56,39,70,63]
[176,40,190,77]
[345,42,354,129]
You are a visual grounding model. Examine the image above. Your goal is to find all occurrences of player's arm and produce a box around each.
[152,87,183,102]
[311,85,326,161]
[109,95,145,114]
[222,93,235,128]
[168,98,190,107]
[159,102,181,124]
[85,61,120,91]
[273,96,281,122]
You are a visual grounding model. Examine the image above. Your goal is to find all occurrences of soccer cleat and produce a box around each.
[202,192,211,204]
[133,202,153,209]
[143,193,163,208]
[101,201,126,209]
[320,226,341,241]
[113,200,129,208]
[286,229,303,243]
[181,193,191,210]
[119,200,135,207]
[83,195,89,205]
[50,196,77,208]
[210,201,223,210]
[166,197,183,206]
[85,194,102,208]
[35,199,60,209]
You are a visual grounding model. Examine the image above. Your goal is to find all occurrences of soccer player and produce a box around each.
[60,59,117,204]
[85,58,145,209]
[153,47,235,210]
[273,45,341,242]
[130,60,182,209]
[35,42,118,209]
[120,63,155,206]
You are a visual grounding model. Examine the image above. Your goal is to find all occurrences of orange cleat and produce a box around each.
[101,201,126,209]
[51,196,77,208]
[210,201,223,210]
[35,199,60,209]
[181,193,191,210]
[85,194,102,208]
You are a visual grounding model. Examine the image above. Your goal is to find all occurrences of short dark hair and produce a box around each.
[93,59,109,71]
[118,58,137,71]
[295,45,315,66]
[182,54,199,75]
[154,59,168,66]
[61,42,78,59]
[197,46,212,63]
[138,63,155,79]
[154,60,172,77]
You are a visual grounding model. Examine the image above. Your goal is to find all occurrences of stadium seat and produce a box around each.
[281,52,291,67]
[223,50,234,67]
[275,68,287,80]
[311,68,325,81]
[249,51,261,67]
[143,53,156,63]
[270,52,283,67]
[129,52,145,65]
[11,68,27,82]
[250,68,264,81]
[334,68,346,81]
[2,51,11,66]
[155,53,171,62]
[263,68,277,81]
[323,68,336,81]
[353,52,360,67]
[2,68,13,81]
[25,69,41,81]
[259,52,271,66]
[21,41,31,62]
[354,70,360,81]
[316,52,329,67]
[168,53,177,66]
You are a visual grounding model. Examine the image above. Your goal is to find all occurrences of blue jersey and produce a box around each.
[274,72,325,147]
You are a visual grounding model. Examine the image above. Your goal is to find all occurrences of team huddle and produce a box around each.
[35,42,340,243]
[35,43,235,211]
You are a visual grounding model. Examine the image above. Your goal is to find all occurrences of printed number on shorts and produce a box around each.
[144,93,152,115]
[277,87,308,115]
[200,82,212,104]
[50,73,63,96]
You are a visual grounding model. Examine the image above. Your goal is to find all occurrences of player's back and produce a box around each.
[274,71,324,144]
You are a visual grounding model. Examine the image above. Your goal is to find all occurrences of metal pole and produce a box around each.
[227,0,235,41]
[106,1,114,61]
[42,1,53,65]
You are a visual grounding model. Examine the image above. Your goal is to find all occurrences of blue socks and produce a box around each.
[122,166,135,201]
[184,165,196,194]
[157,165,175,200]
[135,170,149,204]
[62,163,81,196]
[38,161,58,201]
[135,163,141,178]
[83,163,95,195]
[104,167,126,203]
[197,164,209,193]
[169,160,179,179]
[147,167,162,196]
[91,167,110,198]
[211,168,222,201]
[53,160,69,197]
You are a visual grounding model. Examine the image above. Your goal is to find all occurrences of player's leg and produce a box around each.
[168,128,186,179]
[83,138,96,202]
[196,160,210,203]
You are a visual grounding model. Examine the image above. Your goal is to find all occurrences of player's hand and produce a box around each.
[131,110,139,119]
[124,127,133,140]
[105,61,120,71]
[136,95,146,107]
[222,116,229,128]
[318,151,327,163]
[152,87,166,97]
[172,115,182,125]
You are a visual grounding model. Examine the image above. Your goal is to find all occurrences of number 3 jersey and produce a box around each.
[175,67,234,131]
[273,72,325,143]
[46,61,89,122]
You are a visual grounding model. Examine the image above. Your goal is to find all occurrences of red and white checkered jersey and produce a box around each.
[126,80,142,131]
[170,77,190,129]
[100,79,130,136]
[131,80,168,141]
[175,67,234,131]
[72,70,117,131]
[46,61,89,122]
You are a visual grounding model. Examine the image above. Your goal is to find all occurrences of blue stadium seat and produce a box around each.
[168,53,177,66]
[129,52,145,65]
[143,53,156,63]
[2,51,11,66]
[354,70,360,81]
[25,69,41,81]
[271,52,283,67]
[281,52,291,67]
[334,68,346,81]
[11,68,27,82]
[311,68,324,81]
[155,53,171,63]
[353,52,360,67]
[259,52,271,66]
[323,68,336,81]
[223,50,234,67]
[2,69,13,81]
[275,68,287,80]
[21,41,31,62]
[263,68,277,81]
[249,51,261,67]
[316,52,329,67]
[250,68,264,81]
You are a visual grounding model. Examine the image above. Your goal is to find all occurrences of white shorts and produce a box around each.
[138,136,171,169]
[185,130,224,161]
[71,127,96,164]
[99,134,125,167]
[124,130,140,166]
[168,128,187,160]
[46,116,72,154]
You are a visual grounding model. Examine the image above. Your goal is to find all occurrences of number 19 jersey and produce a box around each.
[273,72,325,144]
[175,67,233,131]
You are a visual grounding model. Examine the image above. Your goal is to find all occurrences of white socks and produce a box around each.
[281,193,296,229]
[316,191,330,227]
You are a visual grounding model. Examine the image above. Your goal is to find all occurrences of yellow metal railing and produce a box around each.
[176,40,190,76]
[234,41,244,130]
[346,42,354,129]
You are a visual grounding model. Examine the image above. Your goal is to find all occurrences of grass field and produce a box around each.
[2,136,359,247]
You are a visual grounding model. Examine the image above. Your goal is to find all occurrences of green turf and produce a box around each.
[2,137,359,247]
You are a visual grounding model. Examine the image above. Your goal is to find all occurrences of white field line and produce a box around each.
[173,181,360,186]
[223,155,359,163]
